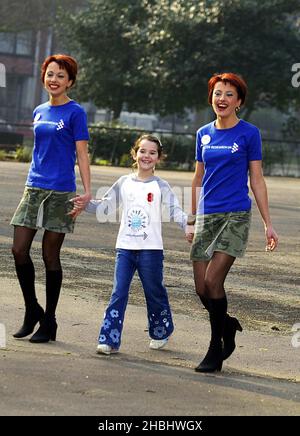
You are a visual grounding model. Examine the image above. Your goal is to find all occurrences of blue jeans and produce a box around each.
[98,249,174,349]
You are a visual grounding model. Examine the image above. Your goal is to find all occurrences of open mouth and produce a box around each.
[217,104,228,110]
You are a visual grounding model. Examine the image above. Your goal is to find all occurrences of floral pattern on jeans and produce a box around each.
[148,308,173,340]
[97,249,175,350]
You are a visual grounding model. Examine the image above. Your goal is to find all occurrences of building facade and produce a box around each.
[0,30,51,124]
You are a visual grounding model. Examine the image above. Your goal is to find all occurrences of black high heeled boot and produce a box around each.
[29,270,62,343]
[13,261,44,338]
[195,297,227,373]
[223,315,243,360]
[13,304,44,338]
[198,295,242,361]
[195,340,223,372]
[29,316,57,343]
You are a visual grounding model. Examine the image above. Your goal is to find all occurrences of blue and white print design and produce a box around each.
[127,206,149,232]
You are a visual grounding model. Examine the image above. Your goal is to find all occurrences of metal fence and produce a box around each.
[0,122,299,177]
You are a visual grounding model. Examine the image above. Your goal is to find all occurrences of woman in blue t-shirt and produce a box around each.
[187,72,278,372]
[11,54,91,343]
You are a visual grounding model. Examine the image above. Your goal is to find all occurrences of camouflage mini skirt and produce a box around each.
[10,187,76,233]
[190,211,251,261]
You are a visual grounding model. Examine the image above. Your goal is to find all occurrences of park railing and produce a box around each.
[0,122,299,177]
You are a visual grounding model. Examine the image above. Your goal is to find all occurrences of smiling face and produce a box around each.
[212,81,242,120]
[134,139,160,173]
[44,61,73,98]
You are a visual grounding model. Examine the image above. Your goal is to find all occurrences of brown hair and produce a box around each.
[130,134,164,169]
[41,54,78,87]
[208,72,248,106]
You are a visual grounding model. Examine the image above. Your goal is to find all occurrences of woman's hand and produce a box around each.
[68,193,92,219]
[185,225,194,243]
[265,226,279,252]
[73,192,92,208]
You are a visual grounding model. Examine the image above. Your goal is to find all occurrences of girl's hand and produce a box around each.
[265,226,279,252]
[185,225,194,243]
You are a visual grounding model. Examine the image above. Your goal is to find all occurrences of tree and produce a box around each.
[58,0,300,120]
[0,0,86,32]
[208,0,300,119]
[146,0,300,119]
[140,0,218,116]
[59,0,156,120]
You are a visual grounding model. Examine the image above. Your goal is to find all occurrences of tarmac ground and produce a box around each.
[0,162,299,416]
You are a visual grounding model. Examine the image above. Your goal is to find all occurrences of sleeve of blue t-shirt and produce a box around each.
[70,107,90,141]
[195,130,203,162]
[247,127,262,161]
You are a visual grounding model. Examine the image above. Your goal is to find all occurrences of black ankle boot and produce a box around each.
[29,316,57,343]
[195,340,223,372]
[223,315,243,360]
[13,304,44,338]
[195,297,227,373]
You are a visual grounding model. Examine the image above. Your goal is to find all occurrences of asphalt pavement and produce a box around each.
[1,276,299,416]
[0,162,299,416]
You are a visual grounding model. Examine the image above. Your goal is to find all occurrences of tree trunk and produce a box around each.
[111,100,123,122]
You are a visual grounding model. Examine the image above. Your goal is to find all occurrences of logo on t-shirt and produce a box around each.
[56,119,65,131]
[231,142,239,153]
[127,206,149,232]
[201,134,211,146]
[147,192,154,202]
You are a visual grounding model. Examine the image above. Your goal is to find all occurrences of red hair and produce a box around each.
[41,54,78,86]
[208,73,247,106]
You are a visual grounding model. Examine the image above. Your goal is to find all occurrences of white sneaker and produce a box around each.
[149,337,169,350]
[96,344,119,355]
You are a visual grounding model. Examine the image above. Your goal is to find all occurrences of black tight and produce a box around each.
[12,226,37,265]
[193,251,236,300]
[42,230,65,271]
[12,226,65,270]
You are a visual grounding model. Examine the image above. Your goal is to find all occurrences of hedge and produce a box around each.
[88,125,195,170]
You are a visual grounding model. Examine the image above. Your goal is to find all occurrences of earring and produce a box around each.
[235,106,240,113]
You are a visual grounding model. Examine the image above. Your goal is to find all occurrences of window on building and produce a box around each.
[0,33,15,54]
[0,31,32,56]
[16,32,32,55]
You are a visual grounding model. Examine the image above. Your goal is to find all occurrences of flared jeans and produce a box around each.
[98,249,174,349]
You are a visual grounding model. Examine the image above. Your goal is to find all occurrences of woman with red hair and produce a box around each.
[11,54,91,343]
[187,72,278,372]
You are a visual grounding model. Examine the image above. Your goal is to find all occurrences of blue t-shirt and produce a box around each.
[196,119,262,214]
[26,100,89,192]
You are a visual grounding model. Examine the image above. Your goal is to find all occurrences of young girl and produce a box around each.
[71,134,189,354]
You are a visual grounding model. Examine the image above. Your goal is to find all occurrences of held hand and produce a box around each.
[72,192,92,209]
[67,196,83,219]
[265,226,279,252]
[67,193,92,220]
[185,225,195,244]
[68,207,82,219]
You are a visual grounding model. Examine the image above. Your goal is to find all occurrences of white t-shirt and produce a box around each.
[86,174,187,249]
